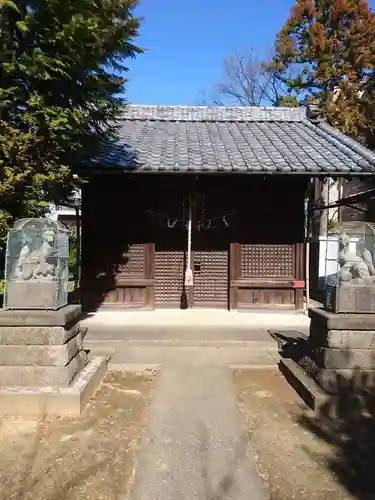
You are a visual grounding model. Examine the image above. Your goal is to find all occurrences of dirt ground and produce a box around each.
[0,370,156,500]
[233,368,355,500]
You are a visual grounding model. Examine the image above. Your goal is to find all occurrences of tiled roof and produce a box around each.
[91,105,375,175]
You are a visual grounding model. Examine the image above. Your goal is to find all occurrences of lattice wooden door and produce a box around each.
[154,250,185,307]
[189,190,230,308]
[192,250,228,308]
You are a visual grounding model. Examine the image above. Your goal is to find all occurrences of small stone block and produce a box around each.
[0,351,87,387]
[314,347,375,370]
[0,304,82,327]
[0,356,108,416]
[0,332,83,366]
[325,330,375,349]
[5,281,62,310]
[0,324,84,345]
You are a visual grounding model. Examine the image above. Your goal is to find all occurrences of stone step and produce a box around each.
[0,351,87,387]
[0,333,83,366]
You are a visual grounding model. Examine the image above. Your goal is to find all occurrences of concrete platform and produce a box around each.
[0,356,108,416]
[84,325,281,344]
[81,309,310,329]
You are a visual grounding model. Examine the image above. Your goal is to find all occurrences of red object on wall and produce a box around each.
[293,280,305,289]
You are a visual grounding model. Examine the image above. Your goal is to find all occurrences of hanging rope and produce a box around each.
[185,193,194,286]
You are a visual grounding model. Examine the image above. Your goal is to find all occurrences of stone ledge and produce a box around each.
[279,358,329,411]
[0,356,108,416]
[0,324,85,346]
[0,304,82,327]
[281,356,375,404]
[0,333,83,366]
[309,307,375,331]
[0,351,87,387]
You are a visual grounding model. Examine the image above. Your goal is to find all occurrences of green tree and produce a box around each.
[269,0,375,141]
[0,0,141,245]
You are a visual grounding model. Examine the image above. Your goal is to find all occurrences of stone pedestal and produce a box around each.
[280,306,375,409]
[0,305,107,416]
[5,280,63,310]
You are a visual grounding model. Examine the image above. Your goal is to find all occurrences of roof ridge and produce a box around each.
[122,104,306,122]
[124,104,296,110]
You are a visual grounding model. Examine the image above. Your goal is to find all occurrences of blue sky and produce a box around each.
[126,0,375,106]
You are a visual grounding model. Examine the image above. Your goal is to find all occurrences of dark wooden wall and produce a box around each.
[81,174,308,311]
[81,175,153,310]
[341,178,375,223]
[228,175,307,310]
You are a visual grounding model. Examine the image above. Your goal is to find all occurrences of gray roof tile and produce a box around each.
[91,105,375,175]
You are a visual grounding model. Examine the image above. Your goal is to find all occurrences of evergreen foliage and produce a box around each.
[0,0,141,245]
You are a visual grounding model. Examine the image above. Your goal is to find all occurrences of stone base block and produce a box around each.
[314,347,375,370]
[0,356,108,416]
[280,307,375,410]
[309,307,375,331]
[310,329,375,349]
[0,304,82,327]
[314,366,375,392]
[0,351,87,387]
[0,332,84,366]
[297,353,375,392]
[325,283,375,314]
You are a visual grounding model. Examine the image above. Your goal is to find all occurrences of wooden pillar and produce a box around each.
[294,243,305,310]
[229,243,241,310]
[144,243,155,309]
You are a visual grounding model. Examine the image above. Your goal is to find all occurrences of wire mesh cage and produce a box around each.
[324,221,375,313]
[3,218,70,310]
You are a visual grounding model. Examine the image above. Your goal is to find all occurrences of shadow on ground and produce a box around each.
[297,367,375,500]
[269,329,308,361]
[271,330,375,500]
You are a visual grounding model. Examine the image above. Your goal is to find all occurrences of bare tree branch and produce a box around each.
[199,47,299,107]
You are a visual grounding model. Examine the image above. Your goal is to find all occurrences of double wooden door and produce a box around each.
[153,241,229,309]
[153,193,230,309]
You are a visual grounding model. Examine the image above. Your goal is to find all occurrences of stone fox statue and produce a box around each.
[13,223,56,281]
[338,232,375,283]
